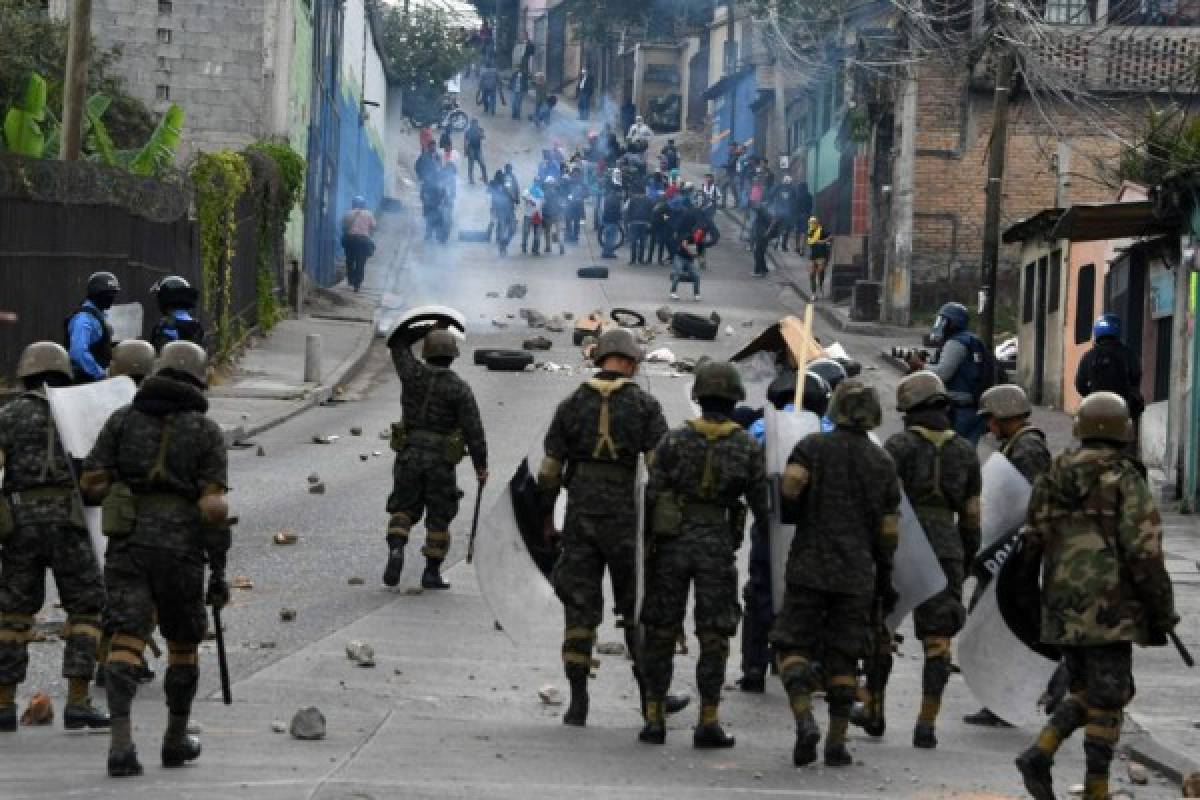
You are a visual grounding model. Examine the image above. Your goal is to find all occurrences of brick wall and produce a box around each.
[905,61,1124,310]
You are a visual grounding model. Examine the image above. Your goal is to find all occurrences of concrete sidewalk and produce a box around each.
[206,209,414,443]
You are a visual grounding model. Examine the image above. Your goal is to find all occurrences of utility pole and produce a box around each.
[979,47,1015,350]
[772,40,788,170]
[61,0,92,161]
[886,69,916,326]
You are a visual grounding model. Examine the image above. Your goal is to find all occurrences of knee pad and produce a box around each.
[386,513,411,541]
[826,674,857,714]
[562,626,596,676]
[421,531,451,560]
[106,633,146,670]
[0,612,34,645]
[63,613,103,645]
[777,653,814,695]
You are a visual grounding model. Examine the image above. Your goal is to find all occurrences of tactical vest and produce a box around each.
[64,304,113,378]
[391,369,465,463]
[907,426,958,521]
[566,378,636,483]
[652,418,743,535]
[1002,426,1043,459]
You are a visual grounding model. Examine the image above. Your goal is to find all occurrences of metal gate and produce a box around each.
[302,0,344,287]
[546,6,566,89]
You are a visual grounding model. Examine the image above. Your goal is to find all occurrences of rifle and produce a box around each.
[1170,631,1194,668]
[465,482,484,564]
[858,595,889,736]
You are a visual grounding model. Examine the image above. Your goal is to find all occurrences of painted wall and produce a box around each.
[336,0,390,256]
[285,0,313,265]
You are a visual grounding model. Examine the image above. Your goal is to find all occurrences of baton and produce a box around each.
[211,605,232,704]
[465,482,484,563]
[1170,631,1195,668]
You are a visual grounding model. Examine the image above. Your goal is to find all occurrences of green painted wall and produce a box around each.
[286,0,314,263]
[805,122,841,196]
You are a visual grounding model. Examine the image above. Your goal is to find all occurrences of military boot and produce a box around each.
[913,722,937,749]
[108,745,143,777]
[792,711,822,767]
[0,704,15,733]
[1015,747,1056,800]
[963,707,1012,727]
[851,699,886,738]
[638,698,666,744]
[825,715,853,766]
[161,715,202,767]
[383,534,406,587]
[563,675,588,727]
[421,558,450,590]
[64,699,111,730]
[665,693,691,714]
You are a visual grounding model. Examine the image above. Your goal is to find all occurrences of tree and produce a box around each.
[559,0,714,45]
[0,0,154,149]
[377,4,473,93]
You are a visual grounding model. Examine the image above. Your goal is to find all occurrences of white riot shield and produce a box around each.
[958,578,1058,728]
[980,452,1033,549]
[379,304,468,340]
[886,493,947,629]
[765,404,822,613]
[46,376,137,566]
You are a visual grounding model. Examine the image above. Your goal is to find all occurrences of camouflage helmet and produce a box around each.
[1073,391,1134,443]
[16,341,71,381]
[109,339,157,380]
[691,360,746,402]
[978,384,1032,420]
[593,328,643,364]
[421,329,460,361]
[156,340,208,387]
[896,371,948,412]
[827,379,882,430]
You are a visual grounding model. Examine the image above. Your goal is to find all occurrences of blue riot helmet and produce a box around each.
[929,301,969,346]
[1093,313,1121,340]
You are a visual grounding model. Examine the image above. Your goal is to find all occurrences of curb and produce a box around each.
[717,208,912,339]
[1121,714,1200,786]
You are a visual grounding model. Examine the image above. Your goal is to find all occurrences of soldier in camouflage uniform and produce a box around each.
[537,328,686,726]
[1015,391,1177,800]
[639,361,769,748]
[772,380,901,767]
[0,342,109,733]
[877,372,981,749]
[82,341,230,777]
[964,383,1052,728]
[384,327,488,590]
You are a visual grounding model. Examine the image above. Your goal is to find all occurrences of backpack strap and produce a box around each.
[585,378,632,460]
[146,416,174,484]
[910,426,956,505]
[686,418,740,499]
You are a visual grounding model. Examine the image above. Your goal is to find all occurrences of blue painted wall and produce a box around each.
[335,79,386,255]
[709,71,757,168]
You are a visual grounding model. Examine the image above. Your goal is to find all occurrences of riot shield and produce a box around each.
[381,304,468,340]
[980,452,1033,549]
[958,577,1058,728]
[764,403,822,613]
[886,492,947,629]
[46,376,137,566]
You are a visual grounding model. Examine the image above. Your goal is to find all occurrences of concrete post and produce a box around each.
[304,333,323,383]
[884,70,916,326]
[1170,231,1194,507]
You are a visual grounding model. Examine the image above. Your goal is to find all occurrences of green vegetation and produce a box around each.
[246,141,306,331]
[191,151,252,359]
[376,4,474,92]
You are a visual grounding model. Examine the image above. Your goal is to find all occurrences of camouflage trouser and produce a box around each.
[0,510,105,686]
[387,445,461,560]
[641,526,741,703]
[1032,643,1133,789]
[103,543,207,725]
[771,585,872,721]
[913,558,965,706]
[551,505,637,679]
[740,521,774,678]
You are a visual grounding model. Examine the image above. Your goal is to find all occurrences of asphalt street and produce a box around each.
[5,94,1187,798]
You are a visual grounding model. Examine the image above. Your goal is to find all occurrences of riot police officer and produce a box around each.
[66,271,120,383]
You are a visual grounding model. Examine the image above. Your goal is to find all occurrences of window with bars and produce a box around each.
[157,28,172,44]
[155,84,170,101]
[1044,0,1093,22]
[159,0,172,14]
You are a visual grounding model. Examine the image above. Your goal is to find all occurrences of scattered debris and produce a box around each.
[562,312,574,320]
[231,576,254,590]
[372,451,382,457]
[311,435,339,445]
[256,446,266,457]
[259,641,277,649]
[346,640,376,667]
[289,707,327,740]
[494,620,504,632]
[742,319,754,327]
[670,358,697,374]
[280,608,297,622]
[271,720,287,733]
[537,685,563,705]
[20,692,53,726]
[523,336,553,351]
[646,348,676,363]
[506,284,528,299]
[273,531,298,546]
[545,316,566,332]
[486,291,500,298]
[491,319,508,329]
[725,325,735,336]
[1127,763,1148,785]
[595,642,626,657]
[187,721,203,735]
[308,482,327,495]
[506,313,516,319]
[307,473,321,484]
[359,454,369,461]
[656,306,673,323]
[379,430,390,440]
[347,577,365,586]
[350,426,363,436]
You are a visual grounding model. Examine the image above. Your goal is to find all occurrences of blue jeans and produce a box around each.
[601,222,620,257]
[670,258,700,295]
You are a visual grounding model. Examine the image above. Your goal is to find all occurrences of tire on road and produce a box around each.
[610,308,646,328]
[484,350,535,371]
[671,311,720,341]
[577,266,609,279]
[473,348,507,365]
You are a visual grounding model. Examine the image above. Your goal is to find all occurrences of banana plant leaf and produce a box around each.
[3,74,48,157]
[128,104,184,176]
[84,97,119,166]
